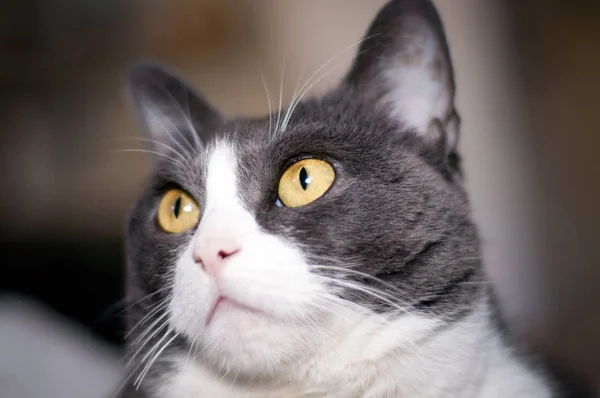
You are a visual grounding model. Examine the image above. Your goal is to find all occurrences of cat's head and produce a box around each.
[125,0,481,381]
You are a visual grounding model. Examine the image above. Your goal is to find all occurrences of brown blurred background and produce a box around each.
[0,1,598,397]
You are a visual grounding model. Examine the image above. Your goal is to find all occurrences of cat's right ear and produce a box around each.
[126,61,222,158]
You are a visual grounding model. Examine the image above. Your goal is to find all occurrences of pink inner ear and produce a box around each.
[343,0,458,152]
[381,35,453,137]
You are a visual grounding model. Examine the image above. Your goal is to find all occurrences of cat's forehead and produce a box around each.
[216,97,403,161]
[155,95,427,204]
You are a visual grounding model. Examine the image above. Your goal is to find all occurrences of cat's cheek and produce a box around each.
[217,234,325,318]
[168,247,215,338]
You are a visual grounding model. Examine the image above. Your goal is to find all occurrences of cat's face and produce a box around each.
[125,0,482,382]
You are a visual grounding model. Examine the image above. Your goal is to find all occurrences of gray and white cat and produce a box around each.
[119,1,556,397]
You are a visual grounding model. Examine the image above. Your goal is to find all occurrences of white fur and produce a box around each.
[158,297,551,397]
[155,140,552,397]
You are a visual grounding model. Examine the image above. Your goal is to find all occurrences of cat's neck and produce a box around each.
[298,297,552,397]
[152,297,552,398]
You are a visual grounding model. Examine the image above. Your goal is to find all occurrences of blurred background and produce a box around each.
[0,0,598,397]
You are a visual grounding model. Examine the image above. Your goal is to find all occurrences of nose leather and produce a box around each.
[193,233,241,276]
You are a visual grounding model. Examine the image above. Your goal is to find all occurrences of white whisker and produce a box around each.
[182,87,203,151]
[114,317,171,397]
[125,304,168,346]
[111,149,187,169]
[260,75,274,136]
[138,96,196,157]
[135,330,179,388]
[152,86,201,154]
[316,277,409,312]
[131,309,170,347]
[186,333,199,365]
[311,265,405,295]
[126,321,170,368]
[227,269,410,317]
[280,67,305,133]
[125,299,170,340]
[127,325,170,371]
[274,55,286,135]
[280,34,380,131]
[110,137,187,161]
[116,288,171,328]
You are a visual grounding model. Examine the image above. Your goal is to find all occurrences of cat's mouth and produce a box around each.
[205,296,263,326]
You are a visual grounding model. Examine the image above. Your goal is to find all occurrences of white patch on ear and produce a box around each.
[383,33,452,136]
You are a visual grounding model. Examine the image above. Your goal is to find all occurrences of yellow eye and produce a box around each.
[157,189,200,233]
[278,158,335,207]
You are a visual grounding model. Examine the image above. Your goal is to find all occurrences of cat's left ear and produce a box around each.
[344,0,459,155]
[127,61,222,158]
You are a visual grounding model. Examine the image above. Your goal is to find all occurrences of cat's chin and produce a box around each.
[196,310,320,378]
[204,296,264,326]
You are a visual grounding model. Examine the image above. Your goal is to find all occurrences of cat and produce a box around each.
[118,0,556,396]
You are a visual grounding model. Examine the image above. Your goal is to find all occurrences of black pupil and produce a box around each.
[299,167,309,190]
[173,196,182,218]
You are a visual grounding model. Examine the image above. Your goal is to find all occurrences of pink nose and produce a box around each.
[193,236,240,276]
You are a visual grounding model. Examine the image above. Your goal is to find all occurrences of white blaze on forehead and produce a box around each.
[199,140,258,239]
[204,140,240,212]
